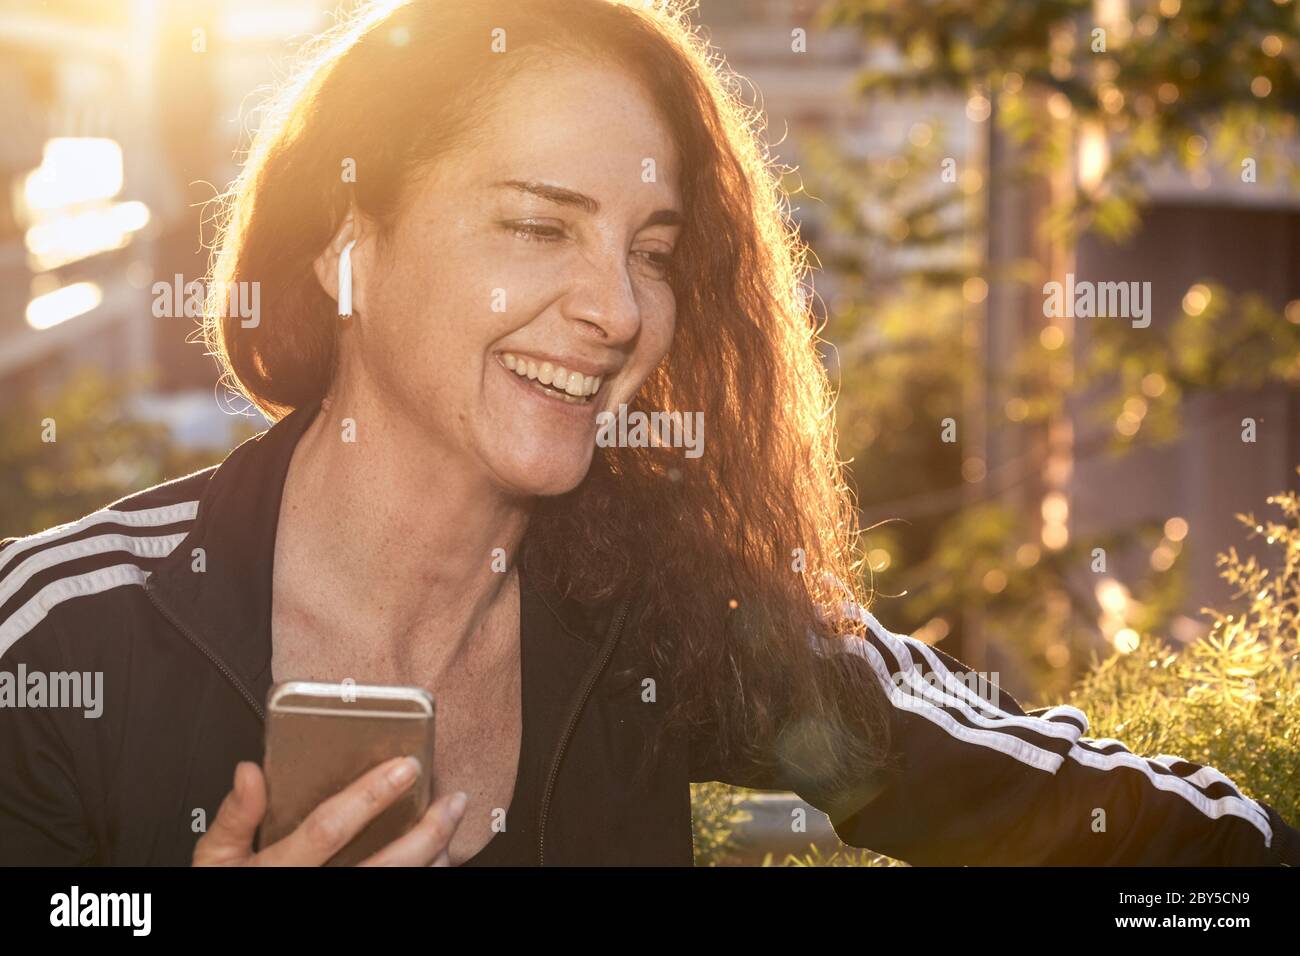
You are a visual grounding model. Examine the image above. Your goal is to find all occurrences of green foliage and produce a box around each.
[820,0,1300,242]
[689,782,752,866]
[1066,476,1300,822]
[1015,282,1300,448]
[764,844,904,867]
[0,371,227,536]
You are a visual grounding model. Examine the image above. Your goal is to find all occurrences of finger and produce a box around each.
[372,792,464,867]
[257,756,420,866]
[193,762,267,866]
[360,790,468,867]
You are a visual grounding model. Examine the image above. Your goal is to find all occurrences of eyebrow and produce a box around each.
[492,179,683,228]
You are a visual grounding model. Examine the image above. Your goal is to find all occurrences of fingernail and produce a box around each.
[448,791,468,819]
[389,757,419,786]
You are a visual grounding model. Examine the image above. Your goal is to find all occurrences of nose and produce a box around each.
[559,250,642,344]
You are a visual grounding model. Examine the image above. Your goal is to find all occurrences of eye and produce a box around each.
[632,247,676,280]
[502,219,566,243]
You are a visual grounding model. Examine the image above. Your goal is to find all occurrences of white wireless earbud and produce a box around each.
[338,239,358,318]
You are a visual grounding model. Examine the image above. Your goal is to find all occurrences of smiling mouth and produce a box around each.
[498,352,603,405]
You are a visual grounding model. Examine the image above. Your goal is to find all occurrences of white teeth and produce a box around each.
[498,353,603,397]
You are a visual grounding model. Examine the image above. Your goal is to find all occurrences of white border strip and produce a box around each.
[0,501,199,575]
[0,532,188,609]
[1,564,152,657]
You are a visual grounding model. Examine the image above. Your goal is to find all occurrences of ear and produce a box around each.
[312,211,370,315]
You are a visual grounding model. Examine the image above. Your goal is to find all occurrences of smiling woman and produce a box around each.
[200,0,895,861]
[1,0,1298,870]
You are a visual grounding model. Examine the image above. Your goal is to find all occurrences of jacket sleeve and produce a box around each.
[694,603,1300,866]
[0,539,98,866]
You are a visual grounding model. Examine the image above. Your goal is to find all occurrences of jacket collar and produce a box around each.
[145,402,620,716]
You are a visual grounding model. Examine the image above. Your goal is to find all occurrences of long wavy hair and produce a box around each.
[205,0,892,801]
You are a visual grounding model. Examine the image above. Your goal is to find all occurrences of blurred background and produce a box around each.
[3,0,1298,863]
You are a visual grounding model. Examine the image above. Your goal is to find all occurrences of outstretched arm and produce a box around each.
[694,604,1300,866]
[823,609,1298,864]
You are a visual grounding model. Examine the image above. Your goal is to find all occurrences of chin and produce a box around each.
[492,450,595,499]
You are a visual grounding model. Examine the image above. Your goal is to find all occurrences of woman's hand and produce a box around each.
[193,757,468,866]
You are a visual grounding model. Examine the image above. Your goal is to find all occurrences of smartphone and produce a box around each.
[260,681,436,866]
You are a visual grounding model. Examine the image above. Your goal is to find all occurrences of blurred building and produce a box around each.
[986,107,1300,652]
[0,0,164,402]
[1075,180,1300,630]
[0,0,328,440]
[700,0,973,311]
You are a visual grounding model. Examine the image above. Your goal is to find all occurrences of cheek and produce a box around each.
[364,244,507,380]
[637,301,677,376]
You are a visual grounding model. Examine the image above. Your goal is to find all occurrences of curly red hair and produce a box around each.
[205,0,890,797]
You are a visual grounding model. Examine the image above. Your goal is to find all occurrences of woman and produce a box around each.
[1,0,1296,866]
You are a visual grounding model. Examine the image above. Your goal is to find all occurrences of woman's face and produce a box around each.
[342,57,683,497]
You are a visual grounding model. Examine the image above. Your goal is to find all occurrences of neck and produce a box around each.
[275,388,531,673]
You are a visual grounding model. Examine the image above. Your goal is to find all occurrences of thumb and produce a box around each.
[194,762,267,865]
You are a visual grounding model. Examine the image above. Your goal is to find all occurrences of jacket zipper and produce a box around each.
[537,596,632,866]
[144,575,266,722]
